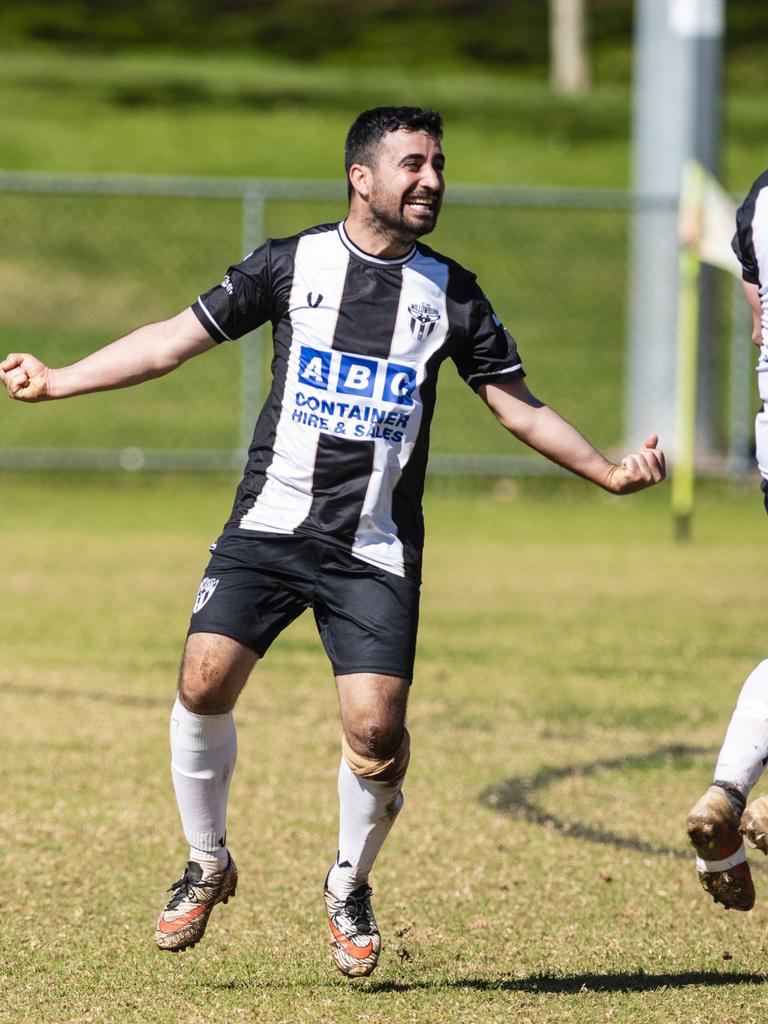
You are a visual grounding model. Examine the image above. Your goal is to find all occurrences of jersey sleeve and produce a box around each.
[451,282,525,391]
[191,241,275,342]
[731,172,768,286]
[732,200,760,285]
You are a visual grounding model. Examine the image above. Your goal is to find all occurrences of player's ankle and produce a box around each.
[712,779,747,817]
[190,848,229,876]
[325,863,367,901]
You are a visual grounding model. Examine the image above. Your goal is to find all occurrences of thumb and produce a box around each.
[642,434,659,450]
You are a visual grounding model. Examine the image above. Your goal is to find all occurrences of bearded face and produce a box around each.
[357,129,445,242]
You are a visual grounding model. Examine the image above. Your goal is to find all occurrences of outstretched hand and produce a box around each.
[606,434,666,494]
[0,353,52,402]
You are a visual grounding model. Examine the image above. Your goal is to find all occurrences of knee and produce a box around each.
[178,678,225,716]
[177,657,229,716]
[345,718,403,761]
[176,633,255,715]
[342,726,410,786]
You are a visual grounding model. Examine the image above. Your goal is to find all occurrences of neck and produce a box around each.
[343,210,415,260]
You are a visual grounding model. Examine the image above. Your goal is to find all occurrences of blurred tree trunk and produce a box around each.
[549,0,591,95]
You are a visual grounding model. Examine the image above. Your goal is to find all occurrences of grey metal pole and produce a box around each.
[626,0,725,458]
[240,190,266,458]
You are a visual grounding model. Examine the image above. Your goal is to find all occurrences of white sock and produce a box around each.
[169,696,236,872]
[325,757,404,899]
[714,660,768,797]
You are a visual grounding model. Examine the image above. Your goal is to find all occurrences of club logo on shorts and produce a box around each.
[193,576,219,613]
[407,302,440,342]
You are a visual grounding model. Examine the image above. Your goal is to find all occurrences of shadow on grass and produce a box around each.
[479,744,727,861]
[366,969,767,994]
[203,969,766,995]
[1,680,169,708]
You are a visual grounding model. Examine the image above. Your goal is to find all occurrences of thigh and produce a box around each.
[313,549,420,681]
[187,530,315,657]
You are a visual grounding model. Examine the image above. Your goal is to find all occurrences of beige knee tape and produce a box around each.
[342,727,410,786]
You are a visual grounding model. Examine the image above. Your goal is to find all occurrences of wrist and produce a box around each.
[46,367,63,400]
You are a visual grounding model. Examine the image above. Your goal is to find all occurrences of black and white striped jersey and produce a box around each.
[733,170,768,346]
[191,221,524,580]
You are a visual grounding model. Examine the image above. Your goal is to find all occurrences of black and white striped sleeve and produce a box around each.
[191,241,274,343]
[452,283,525,391]
[731,171,768,287]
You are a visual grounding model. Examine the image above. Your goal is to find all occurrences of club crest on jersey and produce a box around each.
[408,302,440,342]
[193,576,219,613]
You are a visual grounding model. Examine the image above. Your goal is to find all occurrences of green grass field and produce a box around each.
[2,471,767,1023]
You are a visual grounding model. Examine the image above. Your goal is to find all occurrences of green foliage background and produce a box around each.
[0,0,765,88]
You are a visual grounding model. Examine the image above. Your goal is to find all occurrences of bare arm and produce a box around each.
[479,378,666,494]
[741,280,763,347]
[0,307,216,402]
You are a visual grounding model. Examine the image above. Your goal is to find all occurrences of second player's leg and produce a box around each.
[687,659,768,912]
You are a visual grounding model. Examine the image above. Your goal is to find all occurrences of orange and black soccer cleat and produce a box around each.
[155,855,238,952]
[324,880,381,977]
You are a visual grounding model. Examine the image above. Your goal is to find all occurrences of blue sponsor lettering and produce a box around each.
[298,345,417,407]
[298,346,331,390]
[337,354,377,397]
[383,363,416,406]
[353,424,405,442]
[292,408,329,429]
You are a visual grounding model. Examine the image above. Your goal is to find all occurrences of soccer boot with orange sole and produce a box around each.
[324,880,381,977]
[686,784,754,911]
[155,855,237,952]
[740,794,768,854]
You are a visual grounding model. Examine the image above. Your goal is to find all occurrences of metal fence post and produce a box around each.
[240,188,266,458]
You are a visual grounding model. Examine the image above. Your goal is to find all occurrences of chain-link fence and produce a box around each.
[0,172,753,474]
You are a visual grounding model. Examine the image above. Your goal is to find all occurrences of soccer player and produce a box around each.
[686,169,768,913]
[1,107,666,977]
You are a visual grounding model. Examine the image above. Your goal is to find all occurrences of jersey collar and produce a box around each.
[337,222,417,267]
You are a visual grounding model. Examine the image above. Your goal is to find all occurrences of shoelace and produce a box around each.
[166,864,204,909]
[343,886,374,932]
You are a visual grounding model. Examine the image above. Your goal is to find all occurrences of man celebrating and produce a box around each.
[1,107,665,977]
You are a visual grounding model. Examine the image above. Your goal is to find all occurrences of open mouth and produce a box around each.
[404,195,438,214]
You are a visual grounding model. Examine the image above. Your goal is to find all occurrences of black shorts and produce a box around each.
[187,529,420,680]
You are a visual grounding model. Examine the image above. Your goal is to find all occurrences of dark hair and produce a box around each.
[344,106,443,193]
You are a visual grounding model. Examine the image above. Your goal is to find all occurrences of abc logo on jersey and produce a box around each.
[298,345,417,406]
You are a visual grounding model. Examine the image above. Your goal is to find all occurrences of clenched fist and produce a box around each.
[0,353,52,402]
[606,434,666,494]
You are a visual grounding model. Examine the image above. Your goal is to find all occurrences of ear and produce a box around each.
[349,163,372,201]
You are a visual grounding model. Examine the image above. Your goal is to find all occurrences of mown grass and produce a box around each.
[1,471,767,1022]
